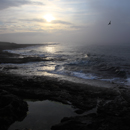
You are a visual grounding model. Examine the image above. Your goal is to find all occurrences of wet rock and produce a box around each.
[98,65,127,78]
[75,109,85,114]
[52,95,130,130]
[0,90,28,130]
[97,96,130,116]
[1,71,130,130]
[115,70,127,78]
[51,113,96,130]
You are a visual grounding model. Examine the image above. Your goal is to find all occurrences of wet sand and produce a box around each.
[0,42,130,130]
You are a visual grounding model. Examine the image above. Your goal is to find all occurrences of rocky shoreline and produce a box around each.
[0,42,130,130]
[0,89,28,130]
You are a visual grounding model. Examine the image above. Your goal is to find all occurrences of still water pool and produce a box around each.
[9,100,77,130]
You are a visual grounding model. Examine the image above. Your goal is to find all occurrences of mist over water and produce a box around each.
[2,42,130,86]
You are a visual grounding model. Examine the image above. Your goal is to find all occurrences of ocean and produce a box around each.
[2,42,130,86]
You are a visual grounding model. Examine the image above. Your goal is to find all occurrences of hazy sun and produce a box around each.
[44,14,55,22]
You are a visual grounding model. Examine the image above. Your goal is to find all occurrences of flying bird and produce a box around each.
[108,21,111,25]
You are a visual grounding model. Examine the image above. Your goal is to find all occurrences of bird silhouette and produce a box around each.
[108,21,111,25]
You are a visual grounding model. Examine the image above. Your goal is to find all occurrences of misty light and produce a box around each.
[45,46,55,53]
[44,14,55,22]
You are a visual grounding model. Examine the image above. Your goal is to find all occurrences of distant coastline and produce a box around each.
[0,41,37,51]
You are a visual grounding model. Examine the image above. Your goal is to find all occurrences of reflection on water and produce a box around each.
[37,65,55,71]
[45,46,55,53]
[9,100,77,130]
[37,45,57,54]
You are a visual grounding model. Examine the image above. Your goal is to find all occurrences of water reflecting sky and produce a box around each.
[9,100,77,130]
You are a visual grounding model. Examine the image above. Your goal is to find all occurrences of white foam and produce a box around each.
[72,72,98,79]
[125,78,130,86]
[100,78,126,85]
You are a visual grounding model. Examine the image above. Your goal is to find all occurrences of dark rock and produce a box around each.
[75,109,85,114]
[51,114,96,130]
[97,96,130,116]
[1,70,130,130]
[51,95,130,130]
[0,90,28,130]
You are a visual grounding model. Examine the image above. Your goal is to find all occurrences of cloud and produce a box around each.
[1,24,130,44]
[0,31,53,43]
[1,0,130,45]
[19,18,73,25]
[88,0,130,21]
[52,20,72,25]
[0,27,8,31]
[70,25,85,29]
[20,18,46,23]
[0,0,44,10]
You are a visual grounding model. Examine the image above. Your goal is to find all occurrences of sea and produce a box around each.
[1,42,130,87]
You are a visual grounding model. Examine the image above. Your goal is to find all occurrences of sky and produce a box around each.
[0,0,130,44]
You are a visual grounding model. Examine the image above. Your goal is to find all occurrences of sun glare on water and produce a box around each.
[44,14,55,22]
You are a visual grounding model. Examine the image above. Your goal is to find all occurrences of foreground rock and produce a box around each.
[52,96,130,130]
[0,72,119,110]
[0,72,129,130]
[0,90,28,130]
[0,72,130,130]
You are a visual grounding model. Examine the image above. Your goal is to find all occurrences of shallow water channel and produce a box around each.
[9,100,77,130]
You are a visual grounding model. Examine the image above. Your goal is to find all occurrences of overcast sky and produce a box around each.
[0,0,130,44]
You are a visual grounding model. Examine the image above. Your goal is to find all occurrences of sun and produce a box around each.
[44,14,55,22]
